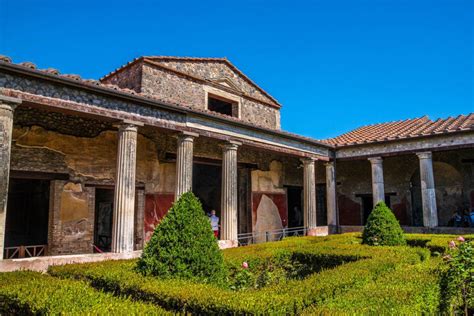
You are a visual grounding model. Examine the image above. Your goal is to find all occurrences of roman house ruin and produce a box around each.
[0,55,473,263]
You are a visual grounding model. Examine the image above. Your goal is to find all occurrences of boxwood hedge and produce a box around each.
[0,271,169,315]
[47,233,450,314]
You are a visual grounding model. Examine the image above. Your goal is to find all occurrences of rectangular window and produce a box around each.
[207,94,238,117]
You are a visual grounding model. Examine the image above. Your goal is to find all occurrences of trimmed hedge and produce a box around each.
[137,192,226,285]
[49,233,436,314]
[362,202,406,246]
[303,259,441,314]
[0,271,168,315]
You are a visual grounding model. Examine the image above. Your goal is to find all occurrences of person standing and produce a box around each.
[209,210,220,238]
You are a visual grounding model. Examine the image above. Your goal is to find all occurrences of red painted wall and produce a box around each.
[252,192,288,228]
[338,194,362,225]
[144,193,174,242]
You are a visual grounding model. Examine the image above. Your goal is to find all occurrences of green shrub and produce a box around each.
[0,271,167,315]
[362,201,406,246]
[440,238,473,315]
[49,233,435,314]
[137,192,226,285]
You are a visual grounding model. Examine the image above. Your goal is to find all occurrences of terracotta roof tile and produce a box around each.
[322,114,474,146]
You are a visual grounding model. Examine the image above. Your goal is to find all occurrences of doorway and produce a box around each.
[94,189,114,252]
[286,186,303,228]
[5,178,50,256]
[192,163,222,216]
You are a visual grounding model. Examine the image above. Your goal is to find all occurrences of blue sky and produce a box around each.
[1,0,472,139]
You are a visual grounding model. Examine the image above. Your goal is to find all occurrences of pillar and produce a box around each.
[368,157,385,206]
[416,152,438,227]
[175,132,198,201]
[302,158,317,235]
[0,95,21,260]
[111,122,141,253]
[220,141,241,248]
[325,162,337,231]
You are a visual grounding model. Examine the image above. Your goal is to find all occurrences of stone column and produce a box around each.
[302,158,317,235]
[174,132,198,201]
[220,141,241,248]
[0,95,21,260]
[325,162,337,231]
[111,122,141,253]
[416,152,438,227]
[368,157,385,206]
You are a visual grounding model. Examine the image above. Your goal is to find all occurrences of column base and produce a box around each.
[218,239,238,249]
[307,226,329,236]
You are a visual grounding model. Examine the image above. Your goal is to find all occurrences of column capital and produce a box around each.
[325,161,335,168]
[301,157,317,165]
[0,95,22,112]
[222,140,242,151]
[177,131,199,142]
[416,151,432,160]
[368,156,383,163]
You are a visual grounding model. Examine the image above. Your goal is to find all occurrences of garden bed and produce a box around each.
[47,233,459,314]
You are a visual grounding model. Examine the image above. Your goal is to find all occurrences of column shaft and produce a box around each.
[0,96,20,260]
[302,158,317,235]
[417,152,438,227]
[111,123,139,253]
[175,132,198,201]
[220,141,240,244]
[325,162,337,229]
[368,157,385,206]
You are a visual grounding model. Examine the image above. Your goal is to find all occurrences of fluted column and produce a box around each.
[368,157,385,206]
[0,95,21,260]
[111,122,140,253]
[175,132,198,201]
[302,158,317,235]
[220,141,241,247]
[325,162,337,230]
[417,152,438,227]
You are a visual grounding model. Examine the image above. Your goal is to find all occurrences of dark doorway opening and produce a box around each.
[316,184,327,226]
[5,178,50,249]
[193,162,222,217]
[359,194,393,225]
[94,189,114,252]
[286,186,303,228]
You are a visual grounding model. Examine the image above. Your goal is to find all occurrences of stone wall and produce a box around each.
[140,64,281,130]
[102,61,143,93]
[152,60,276,105]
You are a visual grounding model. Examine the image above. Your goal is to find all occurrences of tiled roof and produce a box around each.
[322,114,474,146]
[0,55,332,149]
[100,55,281,107]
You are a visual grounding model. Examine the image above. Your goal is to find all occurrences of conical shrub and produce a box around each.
[137,192,226,284]
[362,201,406,246]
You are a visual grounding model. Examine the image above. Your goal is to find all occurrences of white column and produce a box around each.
[220,141,241,248]
[416,152,438,227]
[302,158,317,235]
[111,122,140,253]
[368,157,385,206]
[174,132,198,201]
[325,162,337,230]
[0,95,21,260]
